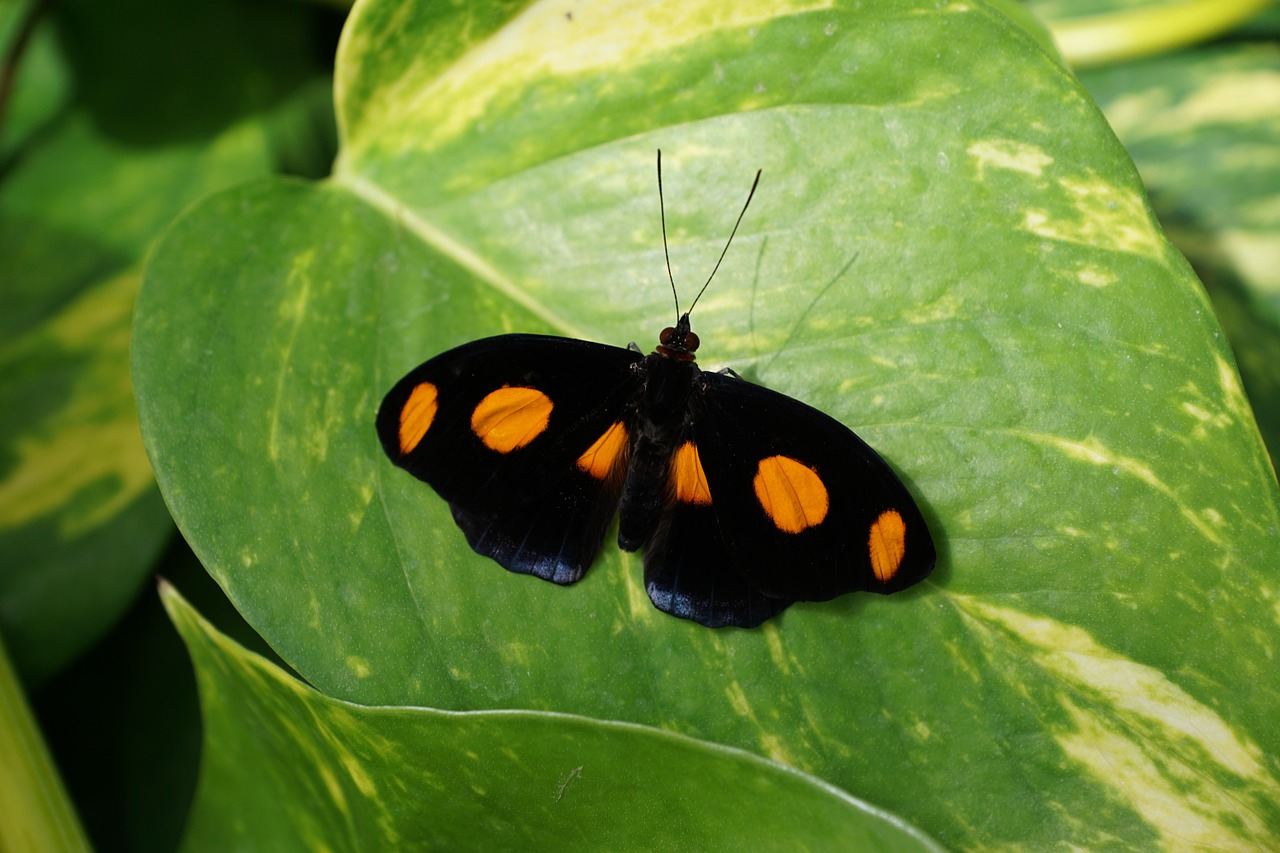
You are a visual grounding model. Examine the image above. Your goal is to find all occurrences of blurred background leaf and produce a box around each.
[0,0,71,162]
[1027,0,1272,65]
[1,0,340,848]
[1080,41,1280,461]
[0,0,337,688]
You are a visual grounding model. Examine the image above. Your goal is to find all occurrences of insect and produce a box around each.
[376,152,936,627]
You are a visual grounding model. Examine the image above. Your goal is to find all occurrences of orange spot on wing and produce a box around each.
[576,421,628,479]
[753,455,829,534]
[398,382,439,455]
[672,441,712,505]
[869,509,907,583]
[470,386,553,453]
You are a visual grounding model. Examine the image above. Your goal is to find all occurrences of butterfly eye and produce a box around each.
[660,327,676,345]
[684,331,700,352]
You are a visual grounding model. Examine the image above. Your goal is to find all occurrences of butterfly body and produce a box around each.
[376,311,935,627]
[617,314,700,552]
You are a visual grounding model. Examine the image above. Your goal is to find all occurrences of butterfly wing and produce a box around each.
[688,369,935,604]
[376,334,641,584]
[643,499,794,627]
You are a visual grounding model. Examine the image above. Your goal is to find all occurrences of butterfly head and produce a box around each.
[657,312,700,361]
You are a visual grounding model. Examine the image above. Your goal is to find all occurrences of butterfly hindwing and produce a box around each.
[643,499,794,628]
[376,334,641,584]
[640,436,794,627]
[688,370,936,603]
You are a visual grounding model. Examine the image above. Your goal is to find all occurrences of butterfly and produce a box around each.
[376,152,936,628]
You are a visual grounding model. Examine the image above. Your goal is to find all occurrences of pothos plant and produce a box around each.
[4,0,1278,849]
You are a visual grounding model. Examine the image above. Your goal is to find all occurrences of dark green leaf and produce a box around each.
[0,0,336,682]
[34,539,282,853]
[51,0,325,144]
[0,264,170,684]
[0,0,72,162]
[0,102,274,682]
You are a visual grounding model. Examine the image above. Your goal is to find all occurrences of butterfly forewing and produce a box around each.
[376,334,642,583]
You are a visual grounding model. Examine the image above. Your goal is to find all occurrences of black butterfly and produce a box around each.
[376,152,935,627]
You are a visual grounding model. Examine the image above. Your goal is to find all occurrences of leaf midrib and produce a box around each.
[333,171,595,339]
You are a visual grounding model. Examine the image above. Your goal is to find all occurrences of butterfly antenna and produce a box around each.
[686,167,762,317]
[657,150,681,322]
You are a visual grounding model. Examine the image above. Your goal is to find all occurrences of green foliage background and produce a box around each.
[2,0,1278,850]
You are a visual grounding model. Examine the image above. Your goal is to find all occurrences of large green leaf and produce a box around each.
[134,0,1280,847]
[164,583,943,851]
